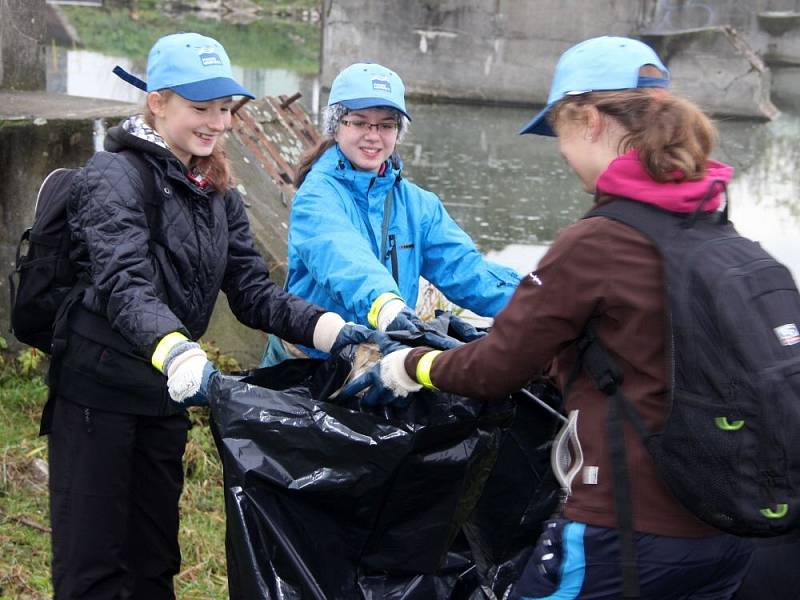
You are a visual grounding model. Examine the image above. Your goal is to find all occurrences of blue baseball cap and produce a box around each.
[520,36,669,136]
[113,32,254,101]
[328,62,411,120]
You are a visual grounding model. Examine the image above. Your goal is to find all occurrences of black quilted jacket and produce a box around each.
[56,122,324,415]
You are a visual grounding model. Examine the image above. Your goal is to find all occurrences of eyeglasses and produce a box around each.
[339,119,399,133]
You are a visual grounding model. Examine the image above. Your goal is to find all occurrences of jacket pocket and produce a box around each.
[63,330,164,392]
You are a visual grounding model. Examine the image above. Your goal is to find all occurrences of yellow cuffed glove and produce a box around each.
[152,332,209,403]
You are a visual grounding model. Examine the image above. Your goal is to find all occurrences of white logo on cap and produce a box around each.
[372,76,391,93]
[774,323,800,346]
[197,46,222,67]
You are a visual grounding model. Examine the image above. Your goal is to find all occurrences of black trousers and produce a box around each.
[48,398,190,600]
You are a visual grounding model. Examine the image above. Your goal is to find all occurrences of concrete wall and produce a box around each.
[0,0,47,90]
[321,0,800,116]
[321,0,648,107]
[0,118,96,355]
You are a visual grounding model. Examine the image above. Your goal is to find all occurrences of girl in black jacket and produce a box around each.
[49,32,372,599]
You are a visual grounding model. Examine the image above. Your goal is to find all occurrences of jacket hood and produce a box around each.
[596,150,734,213]
[105,117,214,197]
[105,117,177,161]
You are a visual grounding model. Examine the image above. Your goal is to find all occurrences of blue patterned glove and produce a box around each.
[330,323,406,356]
[386,307,462,350]
[182,362,218,407]
[338,348,422,407]
[446,313,488,342]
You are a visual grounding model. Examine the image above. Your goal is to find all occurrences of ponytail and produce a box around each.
[617,90,716,181]
[550,68,717,182]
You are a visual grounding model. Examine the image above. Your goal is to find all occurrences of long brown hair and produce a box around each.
[294,138,336,187]
[549,67,717,182]
[143,89,233,193]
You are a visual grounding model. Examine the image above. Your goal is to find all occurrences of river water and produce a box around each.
[46,44,800,364]
[49,46,800,280]
[405,102,800,280]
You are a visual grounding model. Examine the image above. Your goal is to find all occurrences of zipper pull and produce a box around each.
[83,407,93,433]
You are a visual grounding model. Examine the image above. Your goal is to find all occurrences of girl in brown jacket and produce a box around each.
[351,36,754,599]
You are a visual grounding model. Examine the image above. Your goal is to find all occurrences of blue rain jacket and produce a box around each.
[286,144,520,328]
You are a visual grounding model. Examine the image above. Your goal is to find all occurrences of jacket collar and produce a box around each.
[105,118,214,198]
[314,144,402,197]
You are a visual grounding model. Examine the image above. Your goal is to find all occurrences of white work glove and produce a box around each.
[338,348,423,407]
[378,348,424,396]
[163,342,210,403]
[312,312,347,353]
[376,298,407,332]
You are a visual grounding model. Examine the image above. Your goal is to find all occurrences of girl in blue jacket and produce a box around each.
[262,62,520,365]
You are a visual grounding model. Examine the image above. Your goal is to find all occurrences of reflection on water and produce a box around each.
[402,103,800,280]
[50,50,798,282]
[402,102,586,254]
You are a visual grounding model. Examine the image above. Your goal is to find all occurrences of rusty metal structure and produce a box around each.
[225,93,322,284]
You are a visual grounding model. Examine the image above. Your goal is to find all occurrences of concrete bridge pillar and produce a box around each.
[0,0,46,90]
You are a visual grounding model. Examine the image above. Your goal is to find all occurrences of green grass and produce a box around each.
[63,1,321,74]
[0,355,50,600]
[0,344,229,598]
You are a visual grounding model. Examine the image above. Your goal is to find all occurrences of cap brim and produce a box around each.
[338,98,411,121]
[519,104,556,136]
[170,77,255,101]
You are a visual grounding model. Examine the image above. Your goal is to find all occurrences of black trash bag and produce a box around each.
[463,379,563,599]
[209,349,515,600]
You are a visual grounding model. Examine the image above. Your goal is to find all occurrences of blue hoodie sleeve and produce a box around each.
[289,179,403,324]
[418,189,520,317]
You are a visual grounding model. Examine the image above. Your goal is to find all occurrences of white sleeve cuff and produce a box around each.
[312,312,346,353]
[377,299,407,332]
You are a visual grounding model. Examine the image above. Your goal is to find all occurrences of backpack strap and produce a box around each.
[574,325,651,599]
[40,282,87,435]
[6,229,30,335]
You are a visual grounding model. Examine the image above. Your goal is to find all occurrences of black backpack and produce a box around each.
[578,190,800,595]
[8,150,155,354]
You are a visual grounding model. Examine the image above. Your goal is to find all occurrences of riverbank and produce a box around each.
[56,0,320,74]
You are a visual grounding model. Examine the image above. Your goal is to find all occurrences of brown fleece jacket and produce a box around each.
[405,209,718,537]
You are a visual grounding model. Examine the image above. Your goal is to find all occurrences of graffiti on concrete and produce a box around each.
[414,29,458,54]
